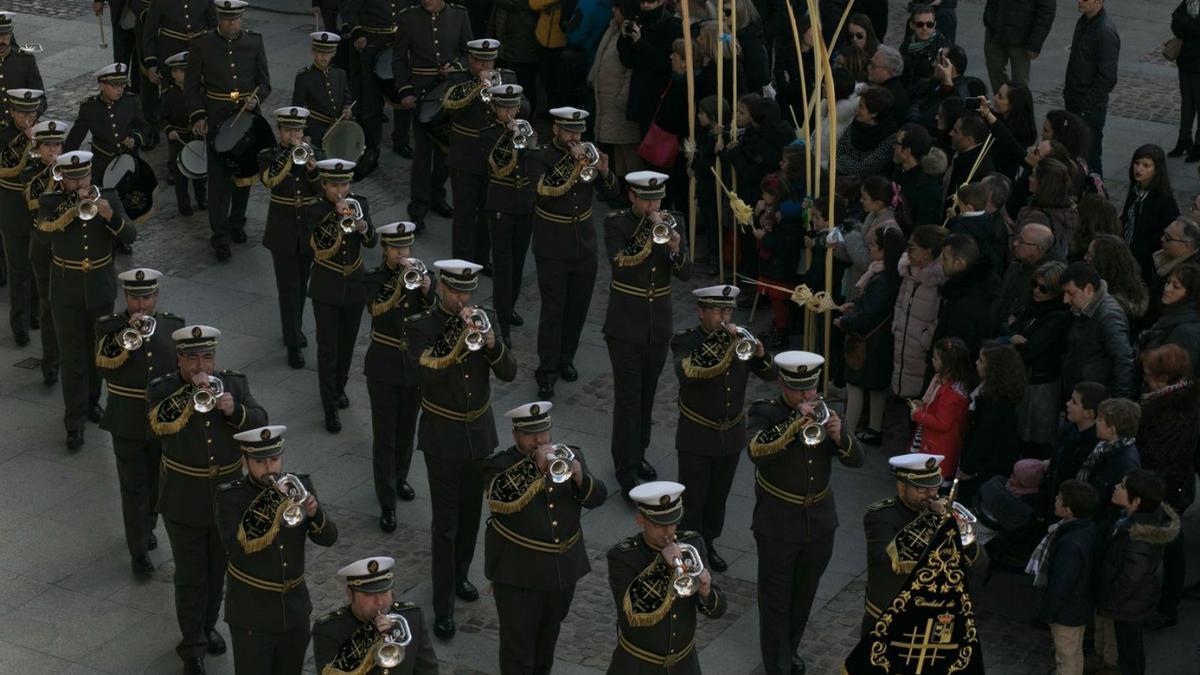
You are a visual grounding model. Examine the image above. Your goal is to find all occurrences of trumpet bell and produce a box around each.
[672,574,697,597]
[651,212,677,245]
[950,502,978,546]
[670,542,705,597]
[291,143,312,165]
[402,259,427,290]
[512,120,534,150]
[577,142,600,183]
[547,444,575,483]
[464,308,491,351]
[192,376,225,413]
[377,641,406,668]
[118,328,144,351]
[271,474,311,527]
[77,186,102,221]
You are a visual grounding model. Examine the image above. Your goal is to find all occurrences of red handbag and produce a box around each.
[637,85,680,168]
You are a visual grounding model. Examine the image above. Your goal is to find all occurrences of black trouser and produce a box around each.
[167,140,206,208]
[1158,527,1185,620]
[424,453,483,617]
[205,130,251,250]
[357,43,409,148]
[109,20,136,68]
[28,238,58,377]
[139,72,160,142]
[490,211,532,338]
[755,531,835,675]
[51,300,109,432]
[1180,68,1200,146]
[368,378,420,509]
[112,435,161,557]
[1066,100,1108,177]
[677,450,741,546]
[606,337,669,487]
[538,47,566,111]
[312,298,364,409]
[163,517,226,660]
[1113,619,1145,675]
[229,622,311,675]
[500,61,540,115]
[0,205,34,334]
[493,582,575,675]
[535,255,596,387]
[270,250,313,348]
[450,170,489,263]
[409,121,448,217]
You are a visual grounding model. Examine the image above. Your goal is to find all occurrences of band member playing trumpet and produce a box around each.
[312,556,439,674]
[365,222,433,531]
[147,325,267,675]
[216,425,338,674]
[607,481,725,674]
[747,351,863,675]
[37,150,136,450]
[292,31,352,145]
[527,106,619,398]
[407,259,517,639]
[671,285,776,573]
[0,88,43,349]
[261,106,320,370]
[95,268,184,577]
[443,38,500,268]
[308,158,377,433]
[185,0,271,262]
[484,401,607,673]
[161,51,207,215]
[64,63,147,190]
[602,170,690,498]
[22,119,67,385]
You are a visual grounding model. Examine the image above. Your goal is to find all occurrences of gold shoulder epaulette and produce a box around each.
[315,608,345,624]
[616,536,639,552]
[867,498,896,512]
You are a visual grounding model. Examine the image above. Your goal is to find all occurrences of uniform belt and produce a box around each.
[362,24,397,34]
[307,109,335,124]
[534,206,591,224]
[227,562,305,593]
[269,194,318,208]
[451,121,479,137]
[421,397,491,423]
[678,401,744,431]
[411,66,439,76]
[106,382,147,400]
[159,26,206,41]
[755,471,830,506]
[90,145,118,157]
[489,518,580,554]
[491,175,530,188]
[0,177,23,190]
[370,330,408,351]
[315,256,363,277]
[53,254,113,272]
[206,89,256,102]
[610,280,671,299]
[162,455,242,479]
[618,632,694,667]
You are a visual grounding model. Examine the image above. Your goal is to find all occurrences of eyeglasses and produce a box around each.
[850,32,866,39]
[1014,238,1038,248]
[1163,234,1190,245]
[913,21,936,28]
[1033,282,1051,293]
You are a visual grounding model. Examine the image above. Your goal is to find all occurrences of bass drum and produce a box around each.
[102,153,136,190]
[117,155,159,224]
[373,46,394,82]
[417,79,453,126]
[177,140,207,179]
[322,119,366,163]
[227,114,276,185]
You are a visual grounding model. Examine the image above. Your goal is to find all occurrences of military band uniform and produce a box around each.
[483,443,607,672]
[98,0,140,67]
[671,320,776,554]
[443,66,493,265]
[747,394,863,674]
[364,259,433,511]
[64,89,148,186]
[601,207,691,488]
[216,471,338,673]
[38,182,136,437]
[606,531,726,674]
[482,119,532,341]
[312,600,439,674]
[290,60,351,144]
[21,156,61,382]
[0,115,38,342]
[148,364,267,660]
[161,78,207,211]
[184,19,272,255]
[407,298,517,619]
[141,0,217,135]
[391,1,471,220]
[341,0,409,154]
[260,144,319,351]
[525,137,619,390]
[0,39,45,122]
[95,306,184,560]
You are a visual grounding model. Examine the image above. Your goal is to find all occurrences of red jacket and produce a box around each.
[910,378,970,478]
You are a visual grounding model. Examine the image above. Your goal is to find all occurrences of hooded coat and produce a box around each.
[891,254,947,397]
[1096,505,1182,622]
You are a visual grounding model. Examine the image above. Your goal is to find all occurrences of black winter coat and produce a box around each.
[1041,517,1101,626]
[617,9,682,129]
[1061,286,1136,399]
[1084,442,1142,527]
[718,125,789,207]
[1138,302,1200,372]
[1063,8,1120,112]
[1096,506,1181,622]
[933,259,1002,357]
[759,213,803,282]
[960,393,1021,482]
[841,270,899,390]
[949,212,1008,279]
[1172,1,1200,74]
[983,0,1057,53]
[1137,382,1200,512]
[1120,189,1180,290]
[1039,423,1099,519]
[1011,299,1072,385]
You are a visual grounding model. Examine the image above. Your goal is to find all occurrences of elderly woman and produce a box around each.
[1139,262,1200,370]
[836,86,898,179]
[1005,260,1073,450]
[892,225,949,403]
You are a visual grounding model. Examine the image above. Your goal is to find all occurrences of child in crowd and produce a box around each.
[752,173,800,347]
[693,94,731,271]
[1076,398,1142,527]
[908,336,972,480]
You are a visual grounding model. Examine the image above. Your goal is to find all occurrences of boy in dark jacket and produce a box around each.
[1078,398,1142,528]
[1094,470,1181,675]
[1037,479,1101,675]
[1039,382,1108,520]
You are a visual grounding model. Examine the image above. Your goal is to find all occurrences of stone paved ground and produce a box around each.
[2,1,1200,674]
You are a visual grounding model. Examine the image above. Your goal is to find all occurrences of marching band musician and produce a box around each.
[94,268,184,578]
[22,119,66,386]
[147,324,267,675]
[0,88,43,349]
[93,0,139,68]
[342,0,410,174]
[364,222,434,531]
[312,556,439,675]
[161,51,207,215]
[260,106,320,370]
[442,37,500,268]
[142,0,218,149]
[392,0,472,230]
[602,170,691,498]
[481,83,533,347]
[526,106,619,399]
[607,481,726,674]
[307,157,377,433]
[291,31,353,145]
[0,12,45,124]
[216,425,338,673]
[484,401,608,673]
[37,150,136,450]
[185,0,271,262]
[406,259,518,639]
[671,285,777,573]
[64,63,148,189]
[862,454,987,637]
[747,351,863,675]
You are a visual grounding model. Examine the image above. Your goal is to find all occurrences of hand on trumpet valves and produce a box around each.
[336,200,367,233]
[460,306,497,350]
[660,543,713,599]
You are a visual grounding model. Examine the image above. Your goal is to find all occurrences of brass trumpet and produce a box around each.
[51,165,64,182]
[338,197,364,234]
[290,142,313,165]
[730,324,759,361]
[512,119,534,150]
[477,70,503,103]
[77,185,102,221]
[944,479,978,546]
[671,542,705,597]
[402,258,427,290]
[192,376,225,413]
[576,142,600,182]
[118,314,157,351]
[464,308,491,351]
[797,399,831,447]
[651,211,677,245]
[546,444,575,484]
[375,611,413,668]
[269,473,310,527]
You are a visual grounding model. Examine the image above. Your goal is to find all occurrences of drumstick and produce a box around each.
[98,11,108,49]
[228,86,261,129]
[323,99,357,139]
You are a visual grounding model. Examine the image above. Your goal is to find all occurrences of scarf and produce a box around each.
[1026,520,1063,588]
[905,33,939,53]
[1140,377,1193,404]
[1153,248,1197,277]
[1123,187,1148,243]
[855,259,884,292]
[1076,437,1136,484]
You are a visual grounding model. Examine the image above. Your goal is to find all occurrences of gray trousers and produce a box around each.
[983,34,1032,93]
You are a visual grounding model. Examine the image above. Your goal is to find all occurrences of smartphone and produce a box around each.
[622,20,635,35]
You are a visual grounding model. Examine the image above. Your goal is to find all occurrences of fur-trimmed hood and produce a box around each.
[1128,504,1181,546]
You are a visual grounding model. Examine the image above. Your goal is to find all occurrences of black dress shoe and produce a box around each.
[43,369,58,386]
[29,314,38,330]
[537,382,555,399]
[337,391,350,409]
[182,657,206,675]
[379,508,397,532]
[13,330,29,346]
[148,533,158,550]
[509,311,524,327]
[707,546,729,573]
[636,459,658,481]
[88,403,105,423]
[66,429,84,450]
[1169,139,1191,157]
[431,200,454,218]
[298,334,308,348]
[393,143,413,158]
[455,579,479,602]
[287,347,305,369]
[397,480,415,501]
[433,615,456,639]
[855,428,882,445]
[131,553,155,577]
[559,363,578,382]
[325,407,342,434]
[230,229,248,244]
[205,628,226,654]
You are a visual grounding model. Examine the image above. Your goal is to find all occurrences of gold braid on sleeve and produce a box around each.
[614,219,654,267]
[236,487,289,554]
[149,385,195,436]
[442,78,484,110]
[418,315,467,369]
[368,269,406,317]
[748,410,805,457]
